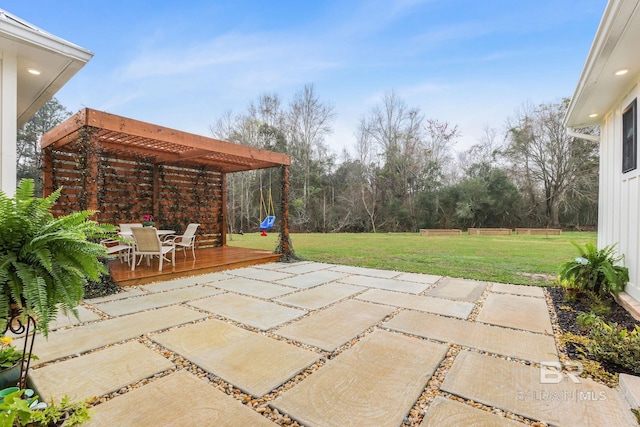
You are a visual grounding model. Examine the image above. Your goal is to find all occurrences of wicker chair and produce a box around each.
[130,227,175,271]
[164,223,200,259]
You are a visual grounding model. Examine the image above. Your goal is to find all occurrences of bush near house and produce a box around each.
[559,242,629,297]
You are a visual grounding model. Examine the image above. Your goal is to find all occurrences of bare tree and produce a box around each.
[505,99,598,227]
[287,84,336,228]
[355,122,380,232]
[361,91,423,202]
[288,84,335,197]
[421,118,460,188]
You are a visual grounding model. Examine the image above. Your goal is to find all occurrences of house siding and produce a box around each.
[599,82,640,301]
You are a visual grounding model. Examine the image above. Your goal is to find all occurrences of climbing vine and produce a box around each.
[45,128,224,247]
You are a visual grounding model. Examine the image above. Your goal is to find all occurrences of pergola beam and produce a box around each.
[41,108,290,172]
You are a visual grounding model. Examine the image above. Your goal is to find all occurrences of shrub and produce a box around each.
[576,312,640,374]
[559,242,628,297]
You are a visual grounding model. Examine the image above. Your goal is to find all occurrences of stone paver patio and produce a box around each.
[25,262,638,426]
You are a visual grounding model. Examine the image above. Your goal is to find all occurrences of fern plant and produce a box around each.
[0,179,111,337]
[559,242,629,297]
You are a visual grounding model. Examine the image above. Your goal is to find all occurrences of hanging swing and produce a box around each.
[259,186,276,236]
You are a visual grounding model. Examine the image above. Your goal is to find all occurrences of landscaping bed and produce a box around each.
[548,286,640,380]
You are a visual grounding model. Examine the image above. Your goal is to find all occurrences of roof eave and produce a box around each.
[564,0,640,129]
[0,9,93,127]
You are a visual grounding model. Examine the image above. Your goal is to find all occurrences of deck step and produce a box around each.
[108,247,281,286]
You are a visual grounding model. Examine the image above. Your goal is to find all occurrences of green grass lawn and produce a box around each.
[227,231,597,286]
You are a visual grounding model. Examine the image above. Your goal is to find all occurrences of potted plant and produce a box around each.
[0,179,111,337]
[0,336,37,389]
[142,214,155,227]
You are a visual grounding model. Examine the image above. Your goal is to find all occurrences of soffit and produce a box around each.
[565,0,640,128]
[0,9,93,127]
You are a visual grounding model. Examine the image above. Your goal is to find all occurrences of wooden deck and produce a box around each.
[107,246,281,286]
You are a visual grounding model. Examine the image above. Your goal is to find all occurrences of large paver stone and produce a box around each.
[228,267,293,282]
[277,262,335,275]
[421,397,526,426]
[87,370,276,426]
[394,272,442,284]
[384,310,558,363]
[50,306,101,330]
[426,277,487,302]
[276,282,364,309]
[213,277,295,298]
[340,275,429,294]
[188,293,305,330]
[276,270,351,289]
[153,319,318,397]
[141,272,232,292]
[273,330,449,427]
[93,285,223,316]
[254,262,291,270]
[620,373,640,408]
[276,300,394,351]
[441,350,637,427]
[476,293,553,334]
[29,341,173,401]
[85,288,146,304]
[357,288,473,319]
[491,283,545,298]
[24,306,206,363]
[329,265,401,278]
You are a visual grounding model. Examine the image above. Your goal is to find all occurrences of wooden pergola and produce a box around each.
[40,108,292,255]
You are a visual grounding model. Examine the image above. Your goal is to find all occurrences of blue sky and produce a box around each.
[5,0,605,154]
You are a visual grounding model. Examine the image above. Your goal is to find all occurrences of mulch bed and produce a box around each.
[548,286,640,377]
[84,272,123,299]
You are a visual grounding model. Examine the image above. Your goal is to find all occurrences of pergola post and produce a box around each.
[42,148,54,197]
[276,165,296,261]
[152,164,160,222]
[84,142,99,211]
[221,172,227,246]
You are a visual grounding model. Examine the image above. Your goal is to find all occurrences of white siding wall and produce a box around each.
[599,82,640,302]
[0,52,17,197]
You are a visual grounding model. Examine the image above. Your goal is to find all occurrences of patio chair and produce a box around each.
[130,227,175,271]
[100,239,132,265]
[164,223,200,259]
[119,223,143,233]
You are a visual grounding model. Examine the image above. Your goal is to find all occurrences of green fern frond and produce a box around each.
[0,179,109,336]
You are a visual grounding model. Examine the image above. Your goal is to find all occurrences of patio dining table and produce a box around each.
[118,229,175,239]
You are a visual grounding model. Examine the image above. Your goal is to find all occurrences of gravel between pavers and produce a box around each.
[50,278,605,426]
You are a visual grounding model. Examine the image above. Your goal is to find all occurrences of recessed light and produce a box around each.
[27,68,41,75]
[589,113,598,118]
[615,69,629,76]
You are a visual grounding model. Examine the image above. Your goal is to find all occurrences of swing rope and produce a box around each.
[260,188,274,219]
[259,170,276,235]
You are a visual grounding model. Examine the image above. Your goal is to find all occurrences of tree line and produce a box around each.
[19,88,599,233]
